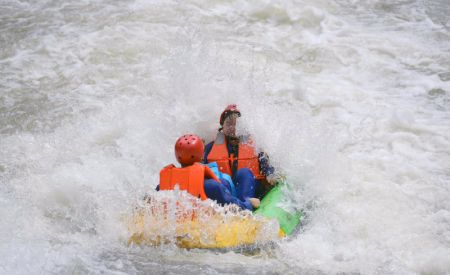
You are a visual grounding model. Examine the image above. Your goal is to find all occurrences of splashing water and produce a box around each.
[127,190,280,249]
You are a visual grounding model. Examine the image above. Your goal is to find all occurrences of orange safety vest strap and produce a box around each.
[159,163,208,200]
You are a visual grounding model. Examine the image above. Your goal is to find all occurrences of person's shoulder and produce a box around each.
[160,164,175,176]
[162,164,176,170]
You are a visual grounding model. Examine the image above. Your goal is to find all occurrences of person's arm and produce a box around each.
[259,152,281,186]
[258,152,275,176]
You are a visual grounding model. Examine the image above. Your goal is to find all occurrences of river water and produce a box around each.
[1,0,450,274]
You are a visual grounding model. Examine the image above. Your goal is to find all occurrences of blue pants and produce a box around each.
[204,168,256,210]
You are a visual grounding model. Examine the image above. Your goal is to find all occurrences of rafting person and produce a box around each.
[203,104,279,199]
[157,134,260,210]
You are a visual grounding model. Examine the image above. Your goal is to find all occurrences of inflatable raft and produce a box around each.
[128,182,302,249]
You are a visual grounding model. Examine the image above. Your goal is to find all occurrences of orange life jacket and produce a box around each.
[159,162,218,200]
[207,132,265,180]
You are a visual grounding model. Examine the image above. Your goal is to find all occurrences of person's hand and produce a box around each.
[266,174,278,186]
[249,198,260,209]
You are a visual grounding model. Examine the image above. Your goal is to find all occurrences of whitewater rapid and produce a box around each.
[1,0,450,274]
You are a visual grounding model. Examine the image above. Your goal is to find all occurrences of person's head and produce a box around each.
[220,104,241,137]
[174,134,204,167]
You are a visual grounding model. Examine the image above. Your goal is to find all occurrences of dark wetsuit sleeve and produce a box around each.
[204,179,253,211]
[202,141,214,164]
[258,152,275,176]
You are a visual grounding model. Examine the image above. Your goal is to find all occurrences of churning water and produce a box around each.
[1,0,450,274]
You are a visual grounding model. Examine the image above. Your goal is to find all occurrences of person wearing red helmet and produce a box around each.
[203,105,278,200]
[157,134,260,210]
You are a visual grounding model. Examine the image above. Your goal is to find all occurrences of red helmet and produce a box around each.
[174,134,204,166]
[220,104,241,125]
